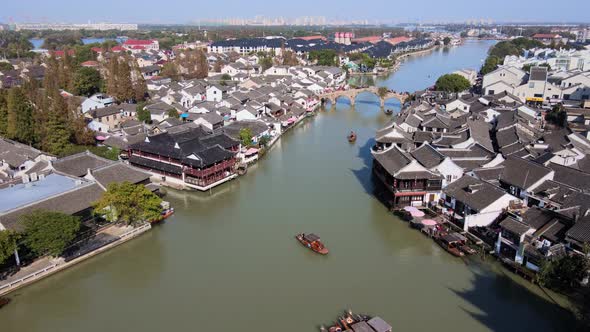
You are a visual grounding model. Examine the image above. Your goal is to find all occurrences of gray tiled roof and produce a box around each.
[499,156,553,190]
[372,146,411,176]
[500,216,532,235]
[0,183,104,231]
[444,175,509,211]
[91,163,151,188]
[52,151,115,177]
[411,143,444,169]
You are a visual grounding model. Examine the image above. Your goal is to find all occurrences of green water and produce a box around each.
[0,41,574,332]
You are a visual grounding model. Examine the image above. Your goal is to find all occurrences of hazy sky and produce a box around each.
[2,0,589,24]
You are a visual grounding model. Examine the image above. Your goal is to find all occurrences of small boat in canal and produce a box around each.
[296,233,329,255]
[320,310,392,332]
[436,233,466,257]
[347,131,357,143]
[150,201,174,224]
[0,297,10,309]
[460,244,478,255]
[384,109,393,115]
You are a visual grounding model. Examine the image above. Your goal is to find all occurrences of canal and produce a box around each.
[0,40,574,331]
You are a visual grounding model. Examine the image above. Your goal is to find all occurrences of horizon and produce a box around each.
[2,0,590,25]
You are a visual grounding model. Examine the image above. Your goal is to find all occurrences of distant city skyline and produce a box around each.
[2,0,590,25]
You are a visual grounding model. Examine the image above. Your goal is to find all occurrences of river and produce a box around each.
[0,40,574,332]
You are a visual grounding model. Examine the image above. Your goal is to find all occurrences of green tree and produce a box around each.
[6,87,36,145]
[545,103,567,127]
[93,182,163,226]
[259,56,273,72]
[239,128,253,147]
[0,230,18,265]
[41,90,73,155]
[434,74,471,93]
[309,49,337,66]
[0,90,7,136]
[22,210,81,257]
[0,62,14,71]
[258,135,270,148]
[136,103,151,123]
[537,253,589,291]
[443,37,451,45]
[221,73,231,81]
[167,109,179,118]
[480,55,501,75]
[73,67,103,97]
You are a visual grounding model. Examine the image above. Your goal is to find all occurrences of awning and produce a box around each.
[410,210,425,217]
[245,148,259,155]
[95,135,107,141]
[403,206,418,212]
[180,113,189,118]
[422,219,437,226]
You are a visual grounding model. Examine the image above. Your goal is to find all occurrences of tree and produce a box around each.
[545,103,567,127]
[6,87,36,145]
[259,56,273,72]
[309,49,337,66]
[41,90,73,155]
[239,128,253,147]
[221,73,231,81]
[167,109,179,118]
[522,63,551,73]
[434,74,471,93]
[537,253,589,291]
[0,62,14,71]
[136,103,151,123]
[161,62,179,80]
[0,90,7,136]
[106,56,120,97]
[258,135,270,148]
[21,210,81,257]
[443,37,451,46]
[480,55,500,75]
[377,87,389,99]
[73,67,103,97]
[116,58,134,102]
[0,230,18,265]
[93,182,163,226]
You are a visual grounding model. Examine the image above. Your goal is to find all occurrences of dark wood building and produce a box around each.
[128,126,239,190]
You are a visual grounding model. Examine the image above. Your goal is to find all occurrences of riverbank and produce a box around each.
[0,223,152,297]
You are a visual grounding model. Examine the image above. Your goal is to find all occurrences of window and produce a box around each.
[446,175,452,182]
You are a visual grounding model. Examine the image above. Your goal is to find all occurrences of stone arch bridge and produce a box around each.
[320,87,408,108]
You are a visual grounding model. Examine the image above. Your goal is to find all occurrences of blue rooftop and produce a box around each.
[0,174,81,213]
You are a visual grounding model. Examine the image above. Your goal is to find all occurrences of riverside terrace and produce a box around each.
[369,87,590,275]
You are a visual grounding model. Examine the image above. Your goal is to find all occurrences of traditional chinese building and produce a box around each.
[128,126,239,191]
[371,144,443,209]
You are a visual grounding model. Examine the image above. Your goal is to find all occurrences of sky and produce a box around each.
[2,0,590,24]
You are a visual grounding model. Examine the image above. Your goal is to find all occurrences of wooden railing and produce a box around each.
[184,159,236,178]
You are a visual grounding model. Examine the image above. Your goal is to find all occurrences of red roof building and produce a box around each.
[386,36,412,45]
[49,49,75,58]
[111,46,124,52]
[91,47,104,53]
[295,35,327,42]
[352,36,382,44]
[123,39,159,51]
[80,60,99,68]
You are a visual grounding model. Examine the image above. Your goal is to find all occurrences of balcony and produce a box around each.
[184,159,236,178]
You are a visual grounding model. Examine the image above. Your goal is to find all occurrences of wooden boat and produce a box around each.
[237,163,248,176]
[150,201,174,224]
[320,310,391,332]
[384,109,393,115]
[296,233,329,255]
[347,131,357,143]
[460,245,477,255]
[0,297,10,309]
[436,233,466,257]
